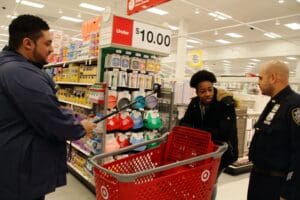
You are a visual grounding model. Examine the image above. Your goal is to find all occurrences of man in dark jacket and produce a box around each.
[180,70,238,200]
[247,60,300,200]
[0,15,96,200]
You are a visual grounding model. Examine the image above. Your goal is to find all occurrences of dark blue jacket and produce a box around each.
[0,47,85,200]
[249,86,300,199]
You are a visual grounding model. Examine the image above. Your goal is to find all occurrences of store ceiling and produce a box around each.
[0,0,299,76]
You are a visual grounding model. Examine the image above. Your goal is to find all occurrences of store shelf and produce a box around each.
[67,163,95,193]
[55,81,94,86]
[44,57,97,68]
[67,141,92,156]
[58,99,93,109]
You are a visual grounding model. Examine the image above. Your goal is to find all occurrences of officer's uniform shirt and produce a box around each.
[249,86,300,199]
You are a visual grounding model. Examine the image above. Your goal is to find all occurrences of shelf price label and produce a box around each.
[132,21,171,55]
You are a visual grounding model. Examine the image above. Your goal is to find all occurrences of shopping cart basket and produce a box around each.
[90,126,228,200]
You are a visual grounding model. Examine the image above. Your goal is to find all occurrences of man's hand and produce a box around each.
[80,119,97,135]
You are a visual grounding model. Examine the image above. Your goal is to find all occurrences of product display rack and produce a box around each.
[98,44,166,165]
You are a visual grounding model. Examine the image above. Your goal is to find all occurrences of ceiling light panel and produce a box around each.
[286,56,297,60]
[0,34,8,37]
[284,23,300,30]
[60,16,83,23]
[208,11,232,20]
[146,8,168,15]
[215,39,231,44]
[79,3,104,12]
[16,0,45,8]
[250,59,261,62]
[187,39,201,44]
[264,32,282,39]
[226,33,243,38]
[168,25,179,30]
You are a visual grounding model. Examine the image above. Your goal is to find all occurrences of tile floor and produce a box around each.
[46,172,250,200]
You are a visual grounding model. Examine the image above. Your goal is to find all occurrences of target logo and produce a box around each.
[101,185,109,200]
[201,170,210,182]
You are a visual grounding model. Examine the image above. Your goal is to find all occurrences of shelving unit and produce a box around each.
[55,82,94,86]
[44,57,97,68]
[58,99,93,109]
[67,141,92,157]
[67,162,95,193]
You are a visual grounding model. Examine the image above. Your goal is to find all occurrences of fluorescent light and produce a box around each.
[222,60,231,63]
[284,23,300,30]
[16,0,45,8]
[264,32,282,39]
[283,61,289,64]
[168,25,179,30]
[278,0,285,3]
[186,45,194,48]
[0,26,8,30]
[286,56,297,60]
[187,39,201,44]
[0,39,7,42]
[71,37,83,41]
[215,39,231,44]
[0,33,8,37]
[215,11,232,19]
[60,16,83,23]
[226,32,243,38]
[250,58,261,62]
[209,11,232,20]
[79,3,104,12]
[146,8,168,15]
[6,15,17,19]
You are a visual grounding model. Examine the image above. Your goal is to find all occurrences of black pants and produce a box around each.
[33,196,45,200]
[247,168,285,200]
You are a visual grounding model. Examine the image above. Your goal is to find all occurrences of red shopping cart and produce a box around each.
[90,126,228,200]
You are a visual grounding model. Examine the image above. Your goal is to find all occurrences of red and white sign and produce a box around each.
[127,0,171,15]
[107,15,171,55]
[111,16,133,46]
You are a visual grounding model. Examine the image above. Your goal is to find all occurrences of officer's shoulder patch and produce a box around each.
[292,108,300,126]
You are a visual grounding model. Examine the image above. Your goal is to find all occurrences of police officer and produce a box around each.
[247,60,300,200]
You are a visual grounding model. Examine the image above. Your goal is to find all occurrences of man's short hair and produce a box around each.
[190,70,217,88]
[9,14,50,50]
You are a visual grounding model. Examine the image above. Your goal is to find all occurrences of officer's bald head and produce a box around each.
[260,60,289,84]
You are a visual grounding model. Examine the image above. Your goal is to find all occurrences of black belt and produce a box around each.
[253,165,287,177]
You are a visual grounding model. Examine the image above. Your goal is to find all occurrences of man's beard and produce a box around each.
[33,47,48,66]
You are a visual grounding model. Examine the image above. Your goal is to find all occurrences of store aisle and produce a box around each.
[216,173,250,200]
[46,172,250,200]
[46,174,94,200]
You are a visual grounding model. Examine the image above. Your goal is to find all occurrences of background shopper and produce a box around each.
[0,15,96,200]
[247,60,300,200]
[180,70,238,200]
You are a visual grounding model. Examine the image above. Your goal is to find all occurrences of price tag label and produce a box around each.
[132,21,171,55]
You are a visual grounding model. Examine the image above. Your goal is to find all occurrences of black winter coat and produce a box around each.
[180,88,238,169]
[0,47,85,200]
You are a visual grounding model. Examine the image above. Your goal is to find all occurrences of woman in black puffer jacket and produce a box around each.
[180,70,238,200]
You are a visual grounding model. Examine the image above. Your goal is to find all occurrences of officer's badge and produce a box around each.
[292,108,300,126]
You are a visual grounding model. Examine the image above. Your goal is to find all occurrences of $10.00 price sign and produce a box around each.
[132,21,171,55]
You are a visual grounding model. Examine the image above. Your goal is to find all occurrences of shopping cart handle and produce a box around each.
[90,141,228,182]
